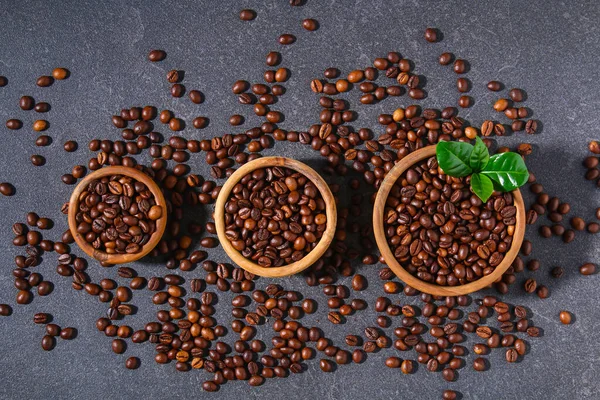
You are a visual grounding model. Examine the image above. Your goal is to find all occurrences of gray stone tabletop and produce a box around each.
[0,0,598,399]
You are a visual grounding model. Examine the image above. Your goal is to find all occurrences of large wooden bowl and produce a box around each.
[68,166,168,264]
[215,156,337,278]
[373,146,526,296]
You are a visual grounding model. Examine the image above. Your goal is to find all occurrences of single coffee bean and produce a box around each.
[20,96,35,110]
[443,390,458,400]
[509,88,524,102]
[41,335,56,351]
[506,348,518,363]
[0,182,15,196]
[125,356,140,369]
[487,81,502,91]
[559,310,572,324]
[302,19,318,31]
[148,50,166,62]
[278,34,296,45]
[189,90,203,104]
[580,263,596,275]
[46,324,61,336]
[319,359,334,372]
[112,338,126,354]
[439,53,453,65]
[0,304,12,316]
[33,313,50,324]
[473,357,486,371]
[424,27,439,42]
[37,76,54,87]
[239,9,256,21]
[60,327,76,340]
[31,155,45,166]
[453,59,466,74]
[6,119,23,130]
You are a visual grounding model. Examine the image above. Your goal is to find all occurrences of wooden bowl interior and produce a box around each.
[373,146,526,296]
[67,166,168,264]
[215,156,337,278]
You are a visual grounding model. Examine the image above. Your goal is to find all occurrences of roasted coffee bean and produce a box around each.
[31,155,46,166]
[302,19,318,31]
[527,326,541,337]
[525,119,538,134]
[20,96,35,110]
[579,263,596,275]
[453,59,466,74]
[559,311,572,324]
[37,75,54,87]
[60,327,76,340]
[239,9,256,21]
[424,27,439,42]
[112,338,126,354]
[33,313,50,324]
[167,70,180,83]
[473,357,486,371]
[125,356,140,369]
[0,183,15,196]
[41,335,56,351]
[6,119,22,130]
[439,52,453,65]
[278,34,296,45]
[148,50,166,62]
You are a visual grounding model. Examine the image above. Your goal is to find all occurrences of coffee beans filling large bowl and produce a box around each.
[215,157,337,277]
[68,166,167,263]
[374,146,526,296]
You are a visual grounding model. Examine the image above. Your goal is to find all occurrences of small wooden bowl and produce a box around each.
[373,146,526,296]
[68,166,168,264]
[215,156,337,278]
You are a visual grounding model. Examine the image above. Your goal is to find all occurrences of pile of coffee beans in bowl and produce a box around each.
[223,166,327,267]
[383,156,517,286]
[74,175,163,254]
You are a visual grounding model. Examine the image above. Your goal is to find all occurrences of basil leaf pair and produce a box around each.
[436,137,529,202]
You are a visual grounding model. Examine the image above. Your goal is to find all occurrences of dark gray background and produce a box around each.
[0,0,598,399]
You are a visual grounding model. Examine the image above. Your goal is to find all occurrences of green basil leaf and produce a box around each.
[481,152,529,191]
[470,173,494,203]
[436,141,473,177]
[469,136,489,172]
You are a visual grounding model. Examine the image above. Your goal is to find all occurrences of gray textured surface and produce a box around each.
[0,0,599,399]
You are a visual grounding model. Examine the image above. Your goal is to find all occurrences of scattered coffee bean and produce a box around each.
[424,28,439,42]
[278,34,296,45]
[37,76,54,87]
[302,19,318,31]
[0,182,15,196]
[41,335,56,351]
[6,119,22,130]
[0,304,12,316]
[239,9,256,21]
[580,263,596,275]
[52,68,69,80]
[148,50,166,62]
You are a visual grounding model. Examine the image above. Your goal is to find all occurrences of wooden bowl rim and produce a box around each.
[214,156,337,278]
[372,145,526,296]
[67,166,168,264]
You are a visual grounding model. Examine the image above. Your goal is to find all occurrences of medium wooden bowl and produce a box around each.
[68,166,168,264]
[373,146,526,296]
[215,156,337,278]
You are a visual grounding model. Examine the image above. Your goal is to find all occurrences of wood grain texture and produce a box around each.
[67,166,168,264]
[373,145,526,296]
[215,156,337,278]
